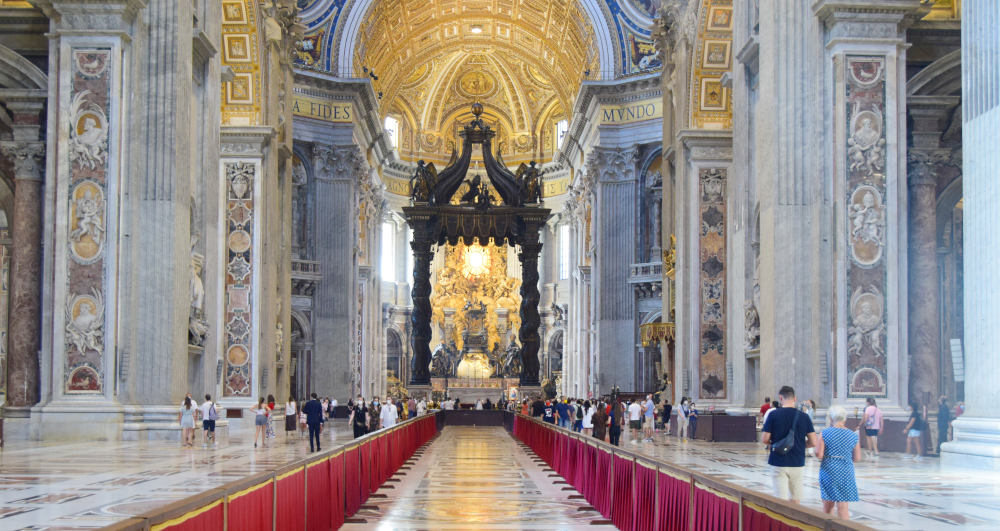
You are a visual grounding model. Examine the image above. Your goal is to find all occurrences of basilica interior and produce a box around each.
[0,0,998,528]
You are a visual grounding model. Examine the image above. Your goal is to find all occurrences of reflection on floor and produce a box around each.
[353,426,613,530]
[0,421,360,530]
[620,430,1000,530]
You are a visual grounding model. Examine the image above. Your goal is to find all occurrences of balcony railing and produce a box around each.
[627,262,662,284]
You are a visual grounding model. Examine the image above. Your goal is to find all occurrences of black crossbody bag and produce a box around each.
[772,409,800,456]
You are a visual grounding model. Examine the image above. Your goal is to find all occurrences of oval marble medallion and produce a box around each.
[228,230,251,253]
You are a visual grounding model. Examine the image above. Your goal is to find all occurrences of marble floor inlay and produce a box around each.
[350,426,613,530]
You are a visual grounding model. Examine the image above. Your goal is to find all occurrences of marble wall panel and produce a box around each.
[845,56,889,399]
[699,168,726,399]
[223,162,257,397]
[64,49,114,395]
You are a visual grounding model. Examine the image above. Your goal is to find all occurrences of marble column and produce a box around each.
[905,96,957,405]
[518,239,543,388]
[906,160,940,403]
[0,141,44,410]
[588,146,638,392]
[408,231,434,386]
[942,0,1000,470]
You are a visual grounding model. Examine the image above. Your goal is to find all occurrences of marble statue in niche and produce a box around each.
[68,91,109,170]
[66,288,105,355]
[744,256,761,351]
[647,171,663,255]
[189,232,209,347]
[848,286,885,358]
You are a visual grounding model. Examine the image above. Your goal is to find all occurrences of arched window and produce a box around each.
[556,119,569,149]
[385,116,399,148]
[559,224,570,280]
[381,222,394,282]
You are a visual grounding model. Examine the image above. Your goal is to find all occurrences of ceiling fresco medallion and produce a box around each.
[458,70,497,98]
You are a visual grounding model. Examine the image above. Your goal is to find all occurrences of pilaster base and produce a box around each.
[517,386,543,402]
[941,416,1000,471]
[28,402,125,442]
[406,385,432,400]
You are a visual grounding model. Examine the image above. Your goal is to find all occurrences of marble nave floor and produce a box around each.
[0,421,998,529]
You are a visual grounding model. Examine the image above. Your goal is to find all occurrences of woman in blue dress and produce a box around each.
[815,405,861,519]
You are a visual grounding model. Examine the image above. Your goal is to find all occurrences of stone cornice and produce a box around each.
[678,129,733,163]
[220,126,276,158]
[30,0,146,29]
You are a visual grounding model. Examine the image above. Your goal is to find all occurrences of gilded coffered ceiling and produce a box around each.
[350,0,600,164]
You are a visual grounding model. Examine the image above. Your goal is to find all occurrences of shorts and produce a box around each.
[629,420,642,430]
[644,416,655,429]
[908,429,922,438]
[255,415,267,426]
[770,465,805,501]
[203,420,216,432]
[865,429,879,437]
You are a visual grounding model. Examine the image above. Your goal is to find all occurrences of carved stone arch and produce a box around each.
[640,146,663,178]
[290,308,312,343]
[385,324,406,381]
[0,44,47,90]
[907,50,962,96]
[641,309,663,325]
[543,326,565,377]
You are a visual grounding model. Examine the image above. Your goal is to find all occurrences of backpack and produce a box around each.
[865,407,876,428]
[576,405,584,419]
[772,410,801,456]
[208,403,219,421]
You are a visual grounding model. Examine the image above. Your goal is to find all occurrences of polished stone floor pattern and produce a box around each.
[621,429,1000,530]
[0,420,998,530]
[352,426,613,530]
[0,422,360,530]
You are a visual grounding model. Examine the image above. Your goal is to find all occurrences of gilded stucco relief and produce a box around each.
[691,0,733,129]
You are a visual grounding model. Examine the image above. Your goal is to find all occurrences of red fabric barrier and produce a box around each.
[344,447,361,517]
[307,459,331,531]
[228,481,273,531]
[610,453,633,529]
[564,437,578,488]
[373,435,385,488]
[276,467,306,531]
[330,452,345,530]
[634,462,657,531]
[656,471,690,531]
[153,500,223,531]
[359,441,371,503]
[552,431,563,476]
[743,504,813,531]
[693,487,738,531]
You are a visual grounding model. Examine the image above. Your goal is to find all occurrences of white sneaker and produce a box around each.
[900,454,913,459]
[631,440,637,444]
[914,455,923,462]
[871,454,880,459]
[213,442,218,447]
[203,443,208,448]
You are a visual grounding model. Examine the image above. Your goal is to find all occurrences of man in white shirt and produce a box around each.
[201,394,217,447]
[627,400,643,444]
[444,399,454,410]
[331,397,338,419]
[380,397,398,428]
[417,398,427,416]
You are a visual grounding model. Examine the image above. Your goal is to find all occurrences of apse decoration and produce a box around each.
[224,162,256,397]
[699,168,727,399]
[845,56,888,398]
[64,49,112,395]
[404,104,550,388]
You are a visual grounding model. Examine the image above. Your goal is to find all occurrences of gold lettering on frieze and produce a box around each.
[292,96,353,123]
[543,176,569,197]
[600,98,663,125]
[384,176,412,196]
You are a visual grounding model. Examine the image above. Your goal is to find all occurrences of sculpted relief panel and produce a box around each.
[223,162,257,397]
[845,56,888,398]
[64,49,113,395]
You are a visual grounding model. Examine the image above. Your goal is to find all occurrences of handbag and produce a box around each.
[772,409,801,456]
